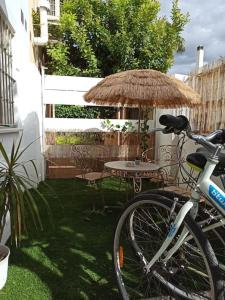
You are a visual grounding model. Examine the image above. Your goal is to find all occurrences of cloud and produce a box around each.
[160,0,225,74]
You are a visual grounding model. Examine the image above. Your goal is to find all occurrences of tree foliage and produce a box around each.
[46,0,189,76]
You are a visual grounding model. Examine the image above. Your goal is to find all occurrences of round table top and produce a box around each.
[104,160,160,173]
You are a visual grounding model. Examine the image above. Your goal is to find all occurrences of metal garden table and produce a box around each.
[104,160,161,193]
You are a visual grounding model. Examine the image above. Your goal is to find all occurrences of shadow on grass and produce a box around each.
[2,178,129,299]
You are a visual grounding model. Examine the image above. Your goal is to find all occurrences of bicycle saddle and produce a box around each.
[186,149,225,176]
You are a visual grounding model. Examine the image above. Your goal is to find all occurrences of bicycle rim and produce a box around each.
[197,200,225,275]
[113,195,220,300]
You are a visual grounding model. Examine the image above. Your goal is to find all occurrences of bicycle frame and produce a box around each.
[145,154,225,273]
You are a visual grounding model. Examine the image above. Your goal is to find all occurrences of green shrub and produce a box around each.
[55,105,117,119]
[56,135,82,145]
[55,133,103,145]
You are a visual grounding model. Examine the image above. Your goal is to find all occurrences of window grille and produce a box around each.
[48,0,55,16]
[48,0,60,21]
[0,11,14,126]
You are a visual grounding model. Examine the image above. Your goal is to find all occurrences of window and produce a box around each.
[0,11,15,126]
[48,0,60,22]
[48,0,56,16]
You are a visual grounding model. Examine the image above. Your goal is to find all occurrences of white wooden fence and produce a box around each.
[42,74,190,178]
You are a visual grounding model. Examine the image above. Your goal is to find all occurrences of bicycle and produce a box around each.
[113,114,225,299]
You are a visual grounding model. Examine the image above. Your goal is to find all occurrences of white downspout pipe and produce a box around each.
[33,0,50,46]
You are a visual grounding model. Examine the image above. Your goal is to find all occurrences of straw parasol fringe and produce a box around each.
[84,69,201,108]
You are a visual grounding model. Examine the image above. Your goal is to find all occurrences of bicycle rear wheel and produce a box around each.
[197,200,225,276]
[113,193,224,300]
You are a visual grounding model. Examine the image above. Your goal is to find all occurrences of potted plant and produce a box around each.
[0,136,50,289]
[0,245,10,289]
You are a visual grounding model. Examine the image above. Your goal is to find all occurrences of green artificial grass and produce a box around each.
[0,177,155,300]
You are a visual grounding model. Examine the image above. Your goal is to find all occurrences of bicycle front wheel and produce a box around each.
[113,193,224,300]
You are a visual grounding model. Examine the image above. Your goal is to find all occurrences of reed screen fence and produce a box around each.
[187,59,225,132]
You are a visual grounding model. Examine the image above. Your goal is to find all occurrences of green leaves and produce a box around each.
[101,119,135,132]
[55,105,117,119]
[140,108,152,152]
[0,137,52,247]
[46,0,189,76]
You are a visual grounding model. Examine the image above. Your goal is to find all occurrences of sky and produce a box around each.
[160,0,225,75]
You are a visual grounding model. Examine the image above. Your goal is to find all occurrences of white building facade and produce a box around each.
[0,0,45,179]
[0,0,46,243]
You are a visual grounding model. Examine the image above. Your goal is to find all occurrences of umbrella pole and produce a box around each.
[137,105,141,157]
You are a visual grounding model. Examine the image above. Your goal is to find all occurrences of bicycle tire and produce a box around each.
[113,193,224,300]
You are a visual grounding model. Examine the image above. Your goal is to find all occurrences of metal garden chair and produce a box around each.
[71,144,111,212]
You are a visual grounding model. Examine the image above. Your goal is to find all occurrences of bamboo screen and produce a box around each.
[187,59,225,132]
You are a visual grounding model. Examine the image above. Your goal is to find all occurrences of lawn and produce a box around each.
[0,177,152,300]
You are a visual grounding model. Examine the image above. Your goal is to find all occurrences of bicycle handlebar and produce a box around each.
[159,114,225,155]
[186,130,218,153]
[159,114,189,131]
[204,129,225,144]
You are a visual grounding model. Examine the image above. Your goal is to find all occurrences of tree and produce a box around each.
[46,0,189,77]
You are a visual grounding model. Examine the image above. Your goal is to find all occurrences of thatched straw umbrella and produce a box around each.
[85,69,200,107]
[84,69,201,154]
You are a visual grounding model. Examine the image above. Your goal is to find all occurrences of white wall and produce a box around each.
[0,0,44,244]
[44,75,102,106]
[0,0,43,181]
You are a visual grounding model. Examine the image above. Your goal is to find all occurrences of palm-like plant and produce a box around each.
[0,137,50,247]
